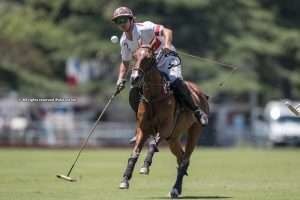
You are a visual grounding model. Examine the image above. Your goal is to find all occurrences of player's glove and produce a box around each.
[116,79,126,94]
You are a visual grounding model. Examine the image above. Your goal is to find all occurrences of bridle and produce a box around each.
[131,45,157,86]
[131,46,171,103]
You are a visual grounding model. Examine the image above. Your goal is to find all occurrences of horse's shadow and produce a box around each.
[147,195,232,199]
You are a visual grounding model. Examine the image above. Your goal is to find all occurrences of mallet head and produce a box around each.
[56,174,76,182]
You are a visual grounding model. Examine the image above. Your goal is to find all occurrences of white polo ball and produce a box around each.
[110,35,119,44]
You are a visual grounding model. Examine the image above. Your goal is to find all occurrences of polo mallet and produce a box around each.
[285,101,300,116]
[56,89,120,182]
[177,49,239,89]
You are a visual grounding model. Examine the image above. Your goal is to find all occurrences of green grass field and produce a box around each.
[0,147,299,200]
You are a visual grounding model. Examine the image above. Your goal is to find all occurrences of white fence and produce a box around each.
[0,121,135,147]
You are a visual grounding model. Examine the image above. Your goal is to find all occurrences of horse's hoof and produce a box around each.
[119,181,129,189]
[139,167,149,175]
[169,188,180,199]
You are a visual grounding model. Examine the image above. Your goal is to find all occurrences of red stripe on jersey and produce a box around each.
[154,25,161,36]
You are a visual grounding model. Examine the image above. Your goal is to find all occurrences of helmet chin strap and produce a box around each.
[125,19,134,33]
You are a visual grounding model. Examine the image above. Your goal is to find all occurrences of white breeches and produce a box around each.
[156,54,182,83]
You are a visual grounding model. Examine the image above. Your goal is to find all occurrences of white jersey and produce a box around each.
[120,21,175,61]
[120,21,182,82]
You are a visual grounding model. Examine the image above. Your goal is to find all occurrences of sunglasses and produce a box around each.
[114,17,129,25]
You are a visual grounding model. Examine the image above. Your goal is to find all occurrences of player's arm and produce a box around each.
[117,61,130,82]
[116,60,130,93]
[162,27,173,50]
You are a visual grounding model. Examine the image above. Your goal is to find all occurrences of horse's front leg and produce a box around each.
[119,127,148,189]
[139,134,160,175]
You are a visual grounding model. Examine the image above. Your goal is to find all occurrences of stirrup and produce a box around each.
[194,109,208,126]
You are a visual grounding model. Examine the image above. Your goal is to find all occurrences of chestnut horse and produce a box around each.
[119,45,209,198]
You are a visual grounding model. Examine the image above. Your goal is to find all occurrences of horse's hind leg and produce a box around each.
[120,127,148,189]
[168,138,184,165]
[170,123,202,198]
[167,137,184,198]
[183,123,202,162]
[140,135,160,175]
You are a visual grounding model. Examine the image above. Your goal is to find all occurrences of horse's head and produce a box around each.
[130,45,156,87]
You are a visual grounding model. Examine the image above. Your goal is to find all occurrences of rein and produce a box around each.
[132,45,173,103]
[131,61,166,88]
[140,69,172,104]
[132,66,171,103]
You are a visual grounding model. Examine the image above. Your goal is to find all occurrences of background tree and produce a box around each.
[0,0,299,102]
